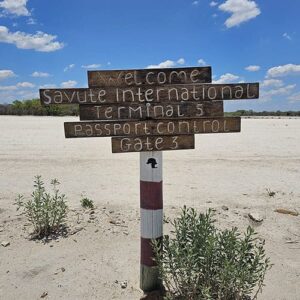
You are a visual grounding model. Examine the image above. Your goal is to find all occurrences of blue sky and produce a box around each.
[0,0,299,111]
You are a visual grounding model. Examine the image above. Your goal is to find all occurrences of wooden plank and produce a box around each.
[79,101,224,121]
[40,83,259,105]
[112,135,195,153]
[64,117,241,138]
[88,67,212,87]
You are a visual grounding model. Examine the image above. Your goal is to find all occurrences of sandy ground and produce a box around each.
[0,116,299,300]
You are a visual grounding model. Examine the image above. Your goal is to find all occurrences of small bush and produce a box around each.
[15,175,68,238]
[80,194,94,209]
[153,207,271,300]
[266,188,276,197]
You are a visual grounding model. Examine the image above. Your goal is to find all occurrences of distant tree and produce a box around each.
[0,99,79,116]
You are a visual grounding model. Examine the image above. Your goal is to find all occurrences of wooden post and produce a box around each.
[140,151,163,292]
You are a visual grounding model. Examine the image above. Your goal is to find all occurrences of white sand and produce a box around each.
[0,116,299,299]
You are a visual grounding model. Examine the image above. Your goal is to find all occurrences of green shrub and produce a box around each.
[15,176,68,238]
[153,207,271,300]
[80,195,94,209]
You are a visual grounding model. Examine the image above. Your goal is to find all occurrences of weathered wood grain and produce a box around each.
[88,67,212,87]
[79,101,224,121]
[40,83,259,105]
[64,117,241,138]
[111,135,195,153]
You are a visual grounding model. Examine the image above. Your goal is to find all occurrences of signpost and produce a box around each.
[39,66,259,295]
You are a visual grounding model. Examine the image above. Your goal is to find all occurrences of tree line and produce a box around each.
[0,99,299,117]
[225,110,300,117]
[0,99,78,116]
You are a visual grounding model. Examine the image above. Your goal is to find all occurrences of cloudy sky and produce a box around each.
[0,0,299,111]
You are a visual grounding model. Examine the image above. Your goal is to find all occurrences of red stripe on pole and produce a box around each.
[140,151,163,292]
[140,181,163,210]
[141,237,163,267]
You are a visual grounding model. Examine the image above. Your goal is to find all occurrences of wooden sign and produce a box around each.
[79,101,224,121]
[112,135,195,153]
[38,66,259,294]
[88,67,212,87]
[64,117,240,138]
[40,83,259,105]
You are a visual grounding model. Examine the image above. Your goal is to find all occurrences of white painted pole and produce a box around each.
[140,151,163,292]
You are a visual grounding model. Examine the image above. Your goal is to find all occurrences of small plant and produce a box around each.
[153,207,271,300]
[80,194,94,209]
[266,188,276,197]
[15,175,68,238]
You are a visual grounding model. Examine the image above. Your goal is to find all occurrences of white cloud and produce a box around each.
[288,92,300,103]
[81,64,101,69]
[192,1,199,5]
[0,85,17,91]
[261,79,283,88]
[27,18,37,25]
[147,60,176,69]
[283,33,291,40]
[147,58,187,69]
[39,84,56,89]
[0,89,38,103]
[210,1,218,7]
[0,69,15,80]
[0,0,30,16]
[213,73,239,83]
[261,84,296,99]
[218,0,261,28]
[17,81,35,88]
[0,81,34,91]
[267,64,300,78]
[31,71,50,78]
[177,58,185,65]
[16,89,38,97]
[61,80,77,88]
[64,64,75,72]
[197,59,206,66]
[0,26,64,52]
[245,65,260,72]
